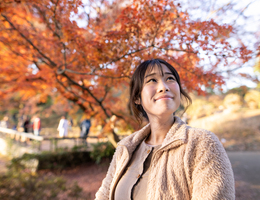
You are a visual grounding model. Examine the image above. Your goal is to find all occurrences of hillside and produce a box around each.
[189,109,260,151]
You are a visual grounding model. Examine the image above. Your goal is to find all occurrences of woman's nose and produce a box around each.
[157,80,169,93]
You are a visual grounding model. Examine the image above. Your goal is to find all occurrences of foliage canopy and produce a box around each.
[0,0,254,128]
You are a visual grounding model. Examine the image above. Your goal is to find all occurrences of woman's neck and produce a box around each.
[145,115,175,145]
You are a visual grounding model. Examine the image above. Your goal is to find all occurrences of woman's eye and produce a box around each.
[167,76,175,81]
[147,78,156,83]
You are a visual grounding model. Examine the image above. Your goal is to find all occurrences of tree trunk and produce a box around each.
[107,130,120,148]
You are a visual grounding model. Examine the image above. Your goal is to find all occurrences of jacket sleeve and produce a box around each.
[95,148,119,200]
[186,130,235,200]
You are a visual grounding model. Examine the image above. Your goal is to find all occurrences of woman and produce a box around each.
[95,59,235,200]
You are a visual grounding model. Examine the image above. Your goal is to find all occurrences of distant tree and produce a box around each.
[223,93,243,112]
[254,46,260,88]
[226,86,249,97]
[244,89,260,109]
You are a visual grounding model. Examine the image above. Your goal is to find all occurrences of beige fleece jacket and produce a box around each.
[95,116,235,200]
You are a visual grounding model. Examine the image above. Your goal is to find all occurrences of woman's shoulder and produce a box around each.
[185,125,222,147]
[184,125,230,168]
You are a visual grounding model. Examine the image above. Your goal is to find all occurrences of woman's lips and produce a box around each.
[155,95,173,101]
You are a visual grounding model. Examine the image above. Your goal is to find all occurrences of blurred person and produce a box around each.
[17,115,24,132]
[0,116,10,128]
[68,117,73,131]
[23,116,30,133]
[95,59,235,200]
[57,116,69,137]
[33,115,41,136]
[80,118,91,144]
[11,113,17,125]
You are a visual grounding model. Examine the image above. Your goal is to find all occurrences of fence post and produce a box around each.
[54,138,58,151]
[50,138,53,152]
[38,141,41,151]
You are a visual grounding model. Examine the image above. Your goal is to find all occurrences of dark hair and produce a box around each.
[129,58,192,124]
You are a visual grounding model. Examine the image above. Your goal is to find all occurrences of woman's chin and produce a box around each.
[149,110,175,120]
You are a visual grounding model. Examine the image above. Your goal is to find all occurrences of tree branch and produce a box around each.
[59,72,111,118]
[151,0,168,46]
[1,14,57,67]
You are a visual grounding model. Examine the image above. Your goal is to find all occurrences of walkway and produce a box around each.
[227,151,260,199]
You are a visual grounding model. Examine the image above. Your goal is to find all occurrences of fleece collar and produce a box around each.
[118,116,188,154]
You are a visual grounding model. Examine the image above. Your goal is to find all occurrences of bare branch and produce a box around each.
[99,85,109,103]
[232,1,255,26]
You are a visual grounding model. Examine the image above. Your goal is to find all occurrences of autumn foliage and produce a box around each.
[0,0,253,129]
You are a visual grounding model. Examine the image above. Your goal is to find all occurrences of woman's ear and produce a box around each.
[135,98,141,105]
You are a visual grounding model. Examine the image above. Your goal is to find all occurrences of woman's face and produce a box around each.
[136,64,181,120]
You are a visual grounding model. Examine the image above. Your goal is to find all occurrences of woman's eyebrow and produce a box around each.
[145,72,173,79]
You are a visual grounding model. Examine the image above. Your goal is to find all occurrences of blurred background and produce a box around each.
[0,0,260,199]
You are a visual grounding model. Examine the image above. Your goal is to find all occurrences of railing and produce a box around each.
[0,127,44,141]
[0,127,100,151]
[0,127,127,152]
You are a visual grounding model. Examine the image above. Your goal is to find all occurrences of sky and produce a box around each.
[177,0,260,91]
[221,0,260,91]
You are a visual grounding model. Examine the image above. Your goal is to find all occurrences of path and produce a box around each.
[227,151,260,199]
[60,151,260,199]
[1,150,260,199]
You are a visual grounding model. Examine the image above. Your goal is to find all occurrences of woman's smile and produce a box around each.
[154,94,173,101]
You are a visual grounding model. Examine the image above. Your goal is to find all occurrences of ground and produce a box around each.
[228,152,260,199]
[54,152,260,200]
[1,150,260,199]
[39,160,110,200]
